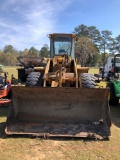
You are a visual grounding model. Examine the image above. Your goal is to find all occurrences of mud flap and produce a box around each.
[5,86,111,139]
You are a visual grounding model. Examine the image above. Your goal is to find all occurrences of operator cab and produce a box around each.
[54,35,72,56]
[49,33,77,58]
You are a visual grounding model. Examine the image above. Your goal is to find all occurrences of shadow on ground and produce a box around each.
[0,105,8,117]
[0,106,8,138]
[110,104,120,128]
[0,122,7,138]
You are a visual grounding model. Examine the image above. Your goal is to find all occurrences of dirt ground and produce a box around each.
[0,104,120,160]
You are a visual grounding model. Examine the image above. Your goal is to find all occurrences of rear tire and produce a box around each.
[26,72,43,86]
[107,83,119,106]
[80,73,96,88]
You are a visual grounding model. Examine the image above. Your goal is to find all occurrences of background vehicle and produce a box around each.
[94,55,120,82]
[107,54,120,106]
[101,56,120,80]
[5,33,111,139]
[0,65,12,106]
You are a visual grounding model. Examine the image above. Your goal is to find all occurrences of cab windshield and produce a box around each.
[54,35,72,55]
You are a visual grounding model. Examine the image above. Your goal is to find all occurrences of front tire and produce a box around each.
[80,73,96,88]
[26,72,43,86]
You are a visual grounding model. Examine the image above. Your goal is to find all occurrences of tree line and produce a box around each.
[0,24,120,66]
[74,24,120,66]
[0,44,50,66]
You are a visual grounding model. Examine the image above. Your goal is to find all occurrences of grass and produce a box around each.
[0,67,120,160]
[3,66,20,80]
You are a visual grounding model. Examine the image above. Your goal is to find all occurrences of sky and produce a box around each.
[0,0,120,51]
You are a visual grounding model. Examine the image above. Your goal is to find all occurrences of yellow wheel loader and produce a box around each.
[5,33,111,139]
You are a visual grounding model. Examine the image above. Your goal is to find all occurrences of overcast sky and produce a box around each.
[0,0,120,51]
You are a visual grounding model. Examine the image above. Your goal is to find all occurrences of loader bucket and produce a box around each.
[5,86,111,139]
